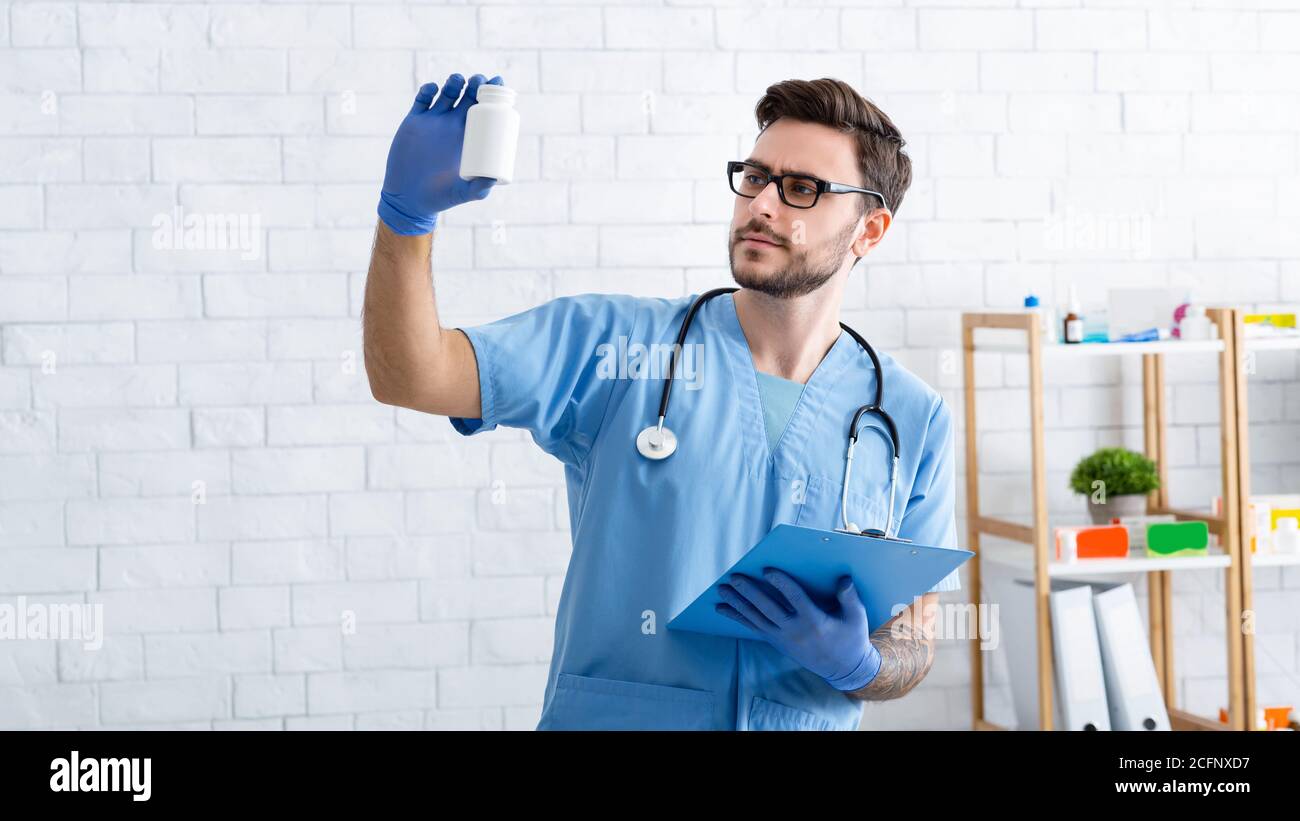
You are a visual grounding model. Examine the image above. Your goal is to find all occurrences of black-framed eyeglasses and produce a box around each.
[726,160,890,212]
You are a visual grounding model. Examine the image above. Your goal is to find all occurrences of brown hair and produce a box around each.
[754,78,912,217]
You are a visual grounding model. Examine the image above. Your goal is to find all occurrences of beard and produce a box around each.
[728,217,859,299]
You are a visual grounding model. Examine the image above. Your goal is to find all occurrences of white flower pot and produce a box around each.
[1087,493,1148,525]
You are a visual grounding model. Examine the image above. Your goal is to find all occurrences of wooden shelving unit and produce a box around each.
[1236,333,1300,728]
[961,309,1248,731]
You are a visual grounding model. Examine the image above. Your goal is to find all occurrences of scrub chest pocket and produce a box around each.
[792,473,889,535]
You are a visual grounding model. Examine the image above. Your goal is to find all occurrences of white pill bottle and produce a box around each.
[459,84,520,185]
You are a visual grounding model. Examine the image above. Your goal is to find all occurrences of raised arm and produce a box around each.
[361,72,502,417]
[362,224,480,417]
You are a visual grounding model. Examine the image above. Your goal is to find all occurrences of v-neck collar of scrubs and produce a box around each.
[754,371,805,453]
[715,291,858,475]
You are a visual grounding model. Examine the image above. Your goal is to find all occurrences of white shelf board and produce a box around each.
[978,542,1232,577]
[974,339,1225,357]
[1250,551,1300,567]
[1244,336,1300,351]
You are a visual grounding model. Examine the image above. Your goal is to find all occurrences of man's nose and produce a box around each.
[747,180,782,220]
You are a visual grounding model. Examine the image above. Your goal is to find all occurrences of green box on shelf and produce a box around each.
[1145,521,1209,557]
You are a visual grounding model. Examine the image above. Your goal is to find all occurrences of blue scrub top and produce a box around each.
[450,291,961,731]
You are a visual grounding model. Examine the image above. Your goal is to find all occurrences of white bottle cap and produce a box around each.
[475,84,516,106]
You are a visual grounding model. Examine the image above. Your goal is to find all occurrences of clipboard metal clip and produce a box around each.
[835,527,912,543]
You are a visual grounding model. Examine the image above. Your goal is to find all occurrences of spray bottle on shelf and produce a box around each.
[1179,305,1214,341]
[1023,295,1058,344]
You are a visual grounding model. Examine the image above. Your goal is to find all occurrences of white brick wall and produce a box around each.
[1,0,1298,732]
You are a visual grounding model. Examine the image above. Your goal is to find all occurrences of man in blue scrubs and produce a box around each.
[364,74,961,730]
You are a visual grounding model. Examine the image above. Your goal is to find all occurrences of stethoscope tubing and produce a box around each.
[642,288,902,537]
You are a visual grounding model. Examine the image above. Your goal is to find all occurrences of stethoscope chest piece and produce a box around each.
[636,424,677,460]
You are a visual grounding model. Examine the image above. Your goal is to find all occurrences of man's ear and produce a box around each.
[850,209,891,258]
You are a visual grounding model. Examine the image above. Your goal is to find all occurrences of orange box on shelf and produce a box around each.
[1055,525,1129,560]
[1224,706,1296,730]
[1264,706,1293,730]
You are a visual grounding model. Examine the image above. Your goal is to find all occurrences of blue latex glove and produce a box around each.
[717,568,882,692]
[377,73,503,236]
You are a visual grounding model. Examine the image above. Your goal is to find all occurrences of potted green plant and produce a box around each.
[1069,447,1160,524]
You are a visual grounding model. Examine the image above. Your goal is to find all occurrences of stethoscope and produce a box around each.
[636,287,904,540]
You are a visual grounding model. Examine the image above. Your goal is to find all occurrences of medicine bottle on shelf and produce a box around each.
[459,84,520,185]
[1062,285,1084,344]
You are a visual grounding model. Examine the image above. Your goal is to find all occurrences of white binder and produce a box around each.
[1050,584,1112,730]
[990,574,1113,730]
[988,575,1046,731]
[1092,583,1170,731]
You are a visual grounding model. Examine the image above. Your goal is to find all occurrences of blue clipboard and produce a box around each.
[667,524,973,641]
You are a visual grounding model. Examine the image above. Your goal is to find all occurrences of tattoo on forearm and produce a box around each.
[851,618,936,701]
